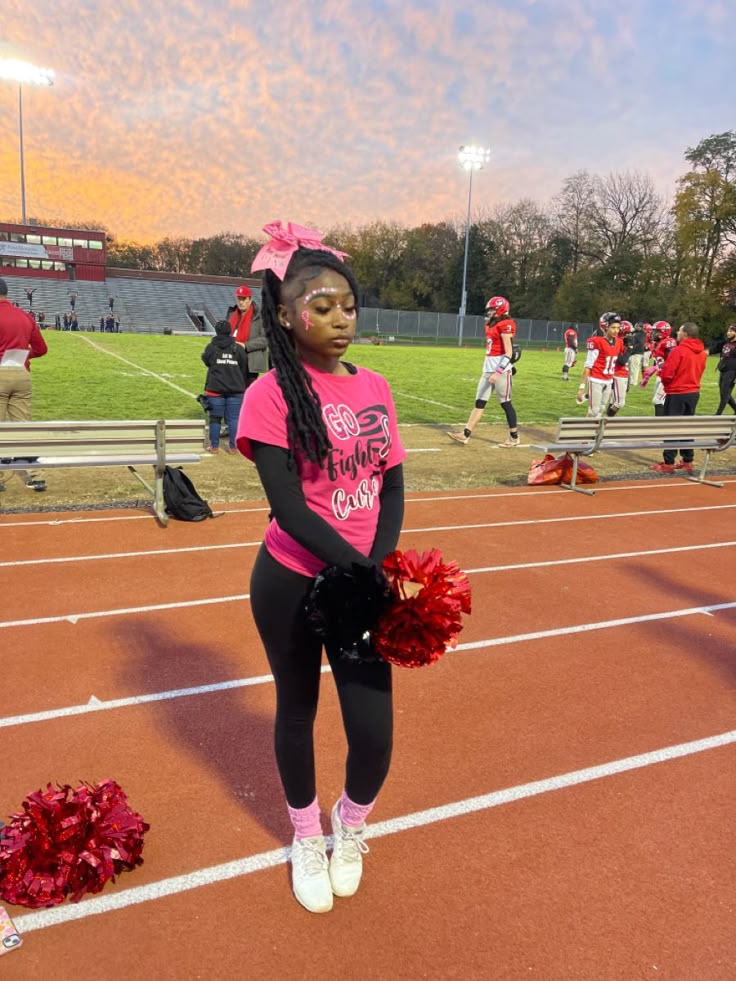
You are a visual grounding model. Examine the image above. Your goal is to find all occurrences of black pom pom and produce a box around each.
[305,563,395,661]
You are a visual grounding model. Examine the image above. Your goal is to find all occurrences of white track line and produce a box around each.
[453,600,736,652]
[0,507,270,527]
[2,506,735,566]
[465,540,736,574]
[2,535,734,573]
[2,537,734,625]
[2,600,734,730]
[404,479,736,502]
[14,728,736,933]
[0,667,333,729]
[0,594,249,630]
[2,480,735,528]
[406,503,736,534]
[2,540,735,627]
[0,541,262,568]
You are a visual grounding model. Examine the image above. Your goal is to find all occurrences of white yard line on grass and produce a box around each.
[2,598,734,729]
[75,335,199,400]
[394,390,464,412]
[14,728,736,933]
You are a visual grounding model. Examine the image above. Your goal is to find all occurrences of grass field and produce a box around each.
[30,331,724,426]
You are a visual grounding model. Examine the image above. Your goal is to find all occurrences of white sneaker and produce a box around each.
[329,802,369,897]
[447,431,469,444]
[499,435,520,447]
[290,836,333,913]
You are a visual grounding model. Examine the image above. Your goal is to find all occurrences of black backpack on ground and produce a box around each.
[163,466,215,522]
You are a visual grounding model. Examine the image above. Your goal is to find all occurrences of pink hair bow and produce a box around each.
[250,221,350,281]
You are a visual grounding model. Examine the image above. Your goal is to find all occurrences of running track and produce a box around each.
[1,479,735,980]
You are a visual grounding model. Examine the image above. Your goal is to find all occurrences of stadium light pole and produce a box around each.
[457,144,491,347]
[0,59,55,224]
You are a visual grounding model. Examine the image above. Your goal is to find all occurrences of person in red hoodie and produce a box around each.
[650,321,707,474]
[0,277,48,421]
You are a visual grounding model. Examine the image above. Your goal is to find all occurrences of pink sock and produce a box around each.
[339,791,375,829]
[287,798,323,840]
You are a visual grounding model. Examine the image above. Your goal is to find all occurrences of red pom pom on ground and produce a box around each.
[374,548,472,668]
[0,780,149,909]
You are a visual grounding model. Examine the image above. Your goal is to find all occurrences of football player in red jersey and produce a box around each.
[608,321,633,416]
[576,312,624,417]
[641,322,654,370]
[650,321,677,416]
[562,325,578,381]
[447,296,520,446]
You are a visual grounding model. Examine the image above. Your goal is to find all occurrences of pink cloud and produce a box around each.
[1,1,732,243]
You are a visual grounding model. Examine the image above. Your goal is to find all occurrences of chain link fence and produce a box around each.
[357,308,597,348]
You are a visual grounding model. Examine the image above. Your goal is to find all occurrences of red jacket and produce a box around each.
[660,337,706,394]
[0,298,48,370]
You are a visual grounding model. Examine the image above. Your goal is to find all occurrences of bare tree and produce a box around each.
[587,171,664,263]
[551,171,596,273]
[487,200,552,293]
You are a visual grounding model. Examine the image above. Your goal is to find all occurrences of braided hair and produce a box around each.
[259,248,361,468]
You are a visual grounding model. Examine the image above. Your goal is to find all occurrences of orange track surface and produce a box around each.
[1,479,734,980]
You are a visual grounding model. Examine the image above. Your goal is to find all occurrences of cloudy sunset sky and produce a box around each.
[1,0,733,243]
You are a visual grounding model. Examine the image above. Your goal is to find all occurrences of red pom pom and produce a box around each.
[374,548,472,668]
[0,780,149,909]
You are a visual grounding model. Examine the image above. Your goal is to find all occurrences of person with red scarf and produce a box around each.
[226,286,268,387]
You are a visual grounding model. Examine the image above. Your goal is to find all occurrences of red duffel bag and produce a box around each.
[527,453,598,486]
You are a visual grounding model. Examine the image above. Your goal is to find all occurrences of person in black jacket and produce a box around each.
[711,323,736,415]
[201,320,248,453]
[627,322,647,386]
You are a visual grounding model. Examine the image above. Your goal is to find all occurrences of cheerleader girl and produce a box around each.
[236,222,406,913]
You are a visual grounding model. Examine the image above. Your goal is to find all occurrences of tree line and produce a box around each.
[95,131,736,341]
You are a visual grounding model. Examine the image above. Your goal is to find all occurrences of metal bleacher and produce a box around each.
[2,274,262,334]
[110,278,261,333]
[3,275,110,328]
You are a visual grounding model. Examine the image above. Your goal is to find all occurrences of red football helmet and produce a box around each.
[599,311,622,329]
[485,296,510,319]
[653,320,672,337]
[620,320,633,334]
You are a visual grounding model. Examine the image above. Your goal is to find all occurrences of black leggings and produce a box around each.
[249,545,393,809]
[716,371,736,415]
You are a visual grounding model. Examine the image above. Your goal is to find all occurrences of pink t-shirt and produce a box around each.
[236,362,406,577]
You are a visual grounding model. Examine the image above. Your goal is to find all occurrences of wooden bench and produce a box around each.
[533,415,736,495]
[0,419,208,525]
